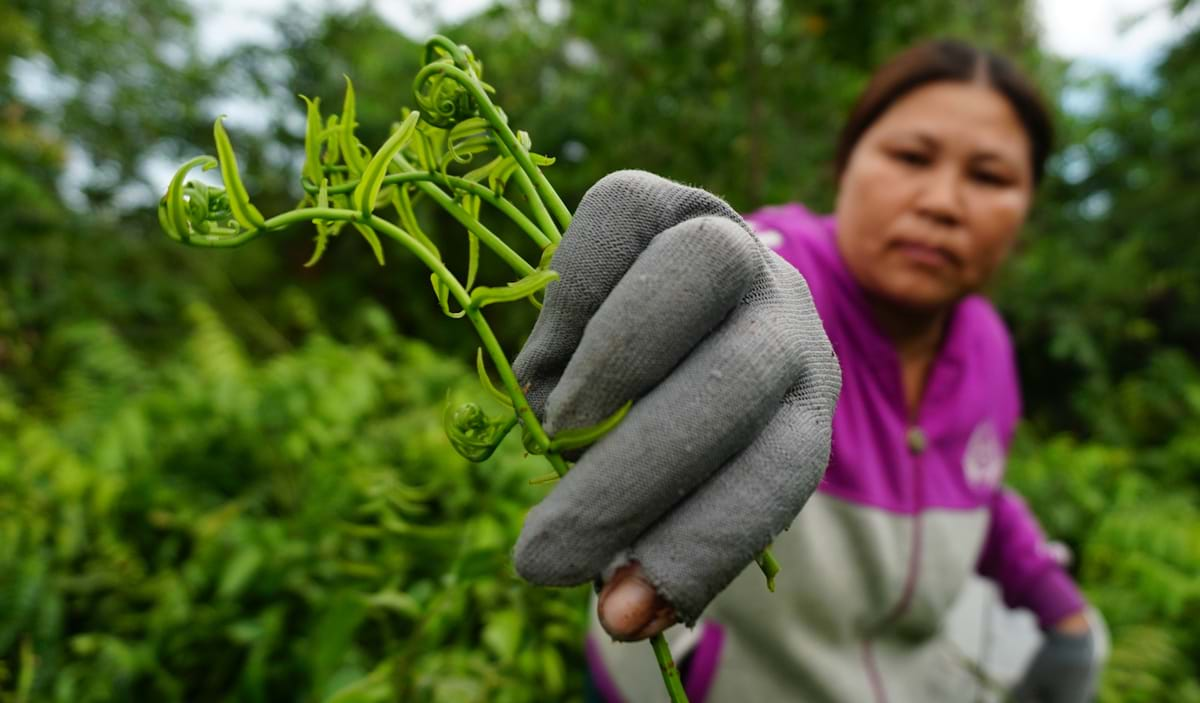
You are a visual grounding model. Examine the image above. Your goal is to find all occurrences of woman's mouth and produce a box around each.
[894,240,957,269]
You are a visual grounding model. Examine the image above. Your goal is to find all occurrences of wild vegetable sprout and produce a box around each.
[159,34,777,703]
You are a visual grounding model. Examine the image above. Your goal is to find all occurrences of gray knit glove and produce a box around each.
[1011,630,1098,703]
[510,170,841,625]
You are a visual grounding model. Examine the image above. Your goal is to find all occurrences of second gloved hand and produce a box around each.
[511,170,841,634]
[1012,629,1097,703]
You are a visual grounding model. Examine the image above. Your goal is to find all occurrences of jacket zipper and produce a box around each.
[861,426,928,703]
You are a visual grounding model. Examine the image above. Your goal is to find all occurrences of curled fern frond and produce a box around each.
[160,157,262,247]
[413,38,485,128]
[443,401,517,462]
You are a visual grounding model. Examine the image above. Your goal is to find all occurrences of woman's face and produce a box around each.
[835,80,1035,311]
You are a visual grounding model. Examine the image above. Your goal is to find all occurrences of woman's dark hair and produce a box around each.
[834,39,1054,185]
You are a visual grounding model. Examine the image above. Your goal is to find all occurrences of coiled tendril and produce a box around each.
[413,38,490,128]
[443,401,518,462]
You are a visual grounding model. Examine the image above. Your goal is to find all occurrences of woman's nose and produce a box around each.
[915,166,964,228]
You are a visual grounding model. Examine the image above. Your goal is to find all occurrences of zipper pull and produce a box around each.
[906,426,927,454]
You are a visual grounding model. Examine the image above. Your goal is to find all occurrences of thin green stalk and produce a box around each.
[263,207,359,230]
[428,173,551,247]
[487,134,556,243]
[392,154,534,277]
[422,34,472,68]
[495,138,561,245]
[544,451,570,479]
[465,304,681,699]
[368,216,471,309]
[304,171,550,248]
[177,228,264,247]
[650,634,688,702]
[463,305,549,454]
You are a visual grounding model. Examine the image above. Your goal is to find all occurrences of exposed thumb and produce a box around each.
[597,562,677,641]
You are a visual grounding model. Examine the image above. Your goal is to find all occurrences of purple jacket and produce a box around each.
[585,204,1085,702]
[753,203,1084,627]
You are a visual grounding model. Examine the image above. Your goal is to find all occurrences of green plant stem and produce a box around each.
[463,305,550,454]
[368,216,470,305]
[175,227,263,247]
[494,138,561,244]
[305,171,550,248]
[433,172,552,246]
[544,452,570,478]
[264,207,358,230]
[422,34,472,69]
[650,634,688,702]
[392,154,534,276]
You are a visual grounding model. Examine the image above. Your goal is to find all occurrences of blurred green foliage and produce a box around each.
[1,0,1198,700]
[1,301,586,701]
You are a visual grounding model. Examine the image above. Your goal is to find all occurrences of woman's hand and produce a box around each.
[509,171,841,635]
[597,562,678,641]
[1011,611,1098,703]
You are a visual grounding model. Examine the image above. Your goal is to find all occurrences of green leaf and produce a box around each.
[323,659,395,703]
[364,590,420,618]
[392,186,439,258]
[324,114,341,163]
[302,184,336,266]
[541,645,566,697]
[317,177,329,210]
[412,124,435,171]
[430,273,465,319]
[164,155,218,242]
[548,400,633,453]
[755,548,780,593]
[353,110,420,220]
[523,244,558,310]
[339,76,367,174]
[156,198,174,239]
[443,138,491,168]
[213,116,267,229]
[218,547,263,599]
[468,269,558,309]
[462,154,504,184]
[352,223,385,266]
[466,231,479,289]
[447,116,491,144]
[454,548,505,581]
[481,609,523,664]
[488,156,521,194]
[304,228,332,268]
[309,593,368,694]
[304,180,334,268]
[537,242,558,269]
[476,348,512,407]
[16,637,35,702]
[300,94,323,184]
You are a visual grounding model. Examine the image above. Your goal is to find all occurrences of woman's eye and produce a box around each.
[971,170,1012,187]
[891,150,930,167]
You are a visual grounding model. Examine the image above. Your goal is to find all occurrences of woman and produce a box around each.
[511,39,1100,702]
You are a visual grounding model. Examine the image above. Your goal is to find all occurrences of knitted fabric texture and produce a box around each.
[511,170,842,625]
